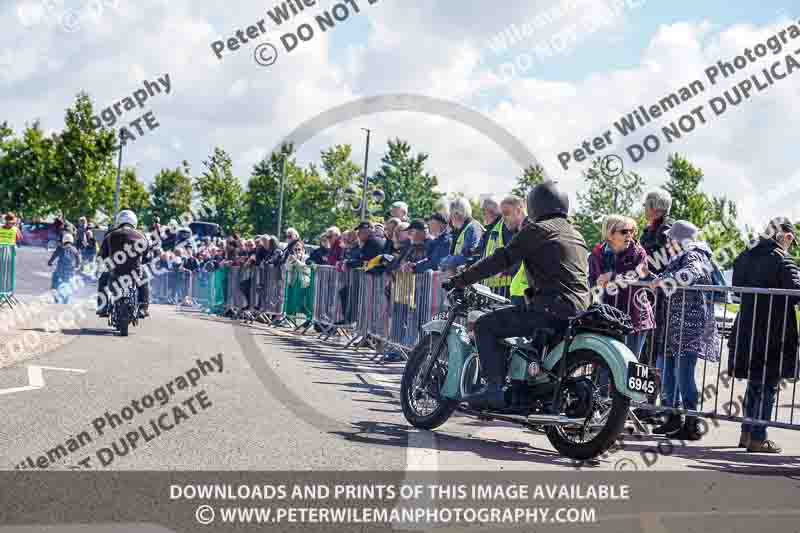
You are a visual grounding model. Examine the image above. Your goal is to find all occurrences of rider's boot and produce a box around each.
[463,379,507,410]
[652,413,683,436]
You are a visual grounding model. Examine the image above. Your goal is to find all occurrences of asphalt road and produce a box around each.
[1,246,799,473]
[11,245,61,297]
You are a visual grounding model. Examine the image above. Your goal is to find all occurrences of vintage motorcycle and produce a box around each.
[400,281,659,460]
[107,283,141,337]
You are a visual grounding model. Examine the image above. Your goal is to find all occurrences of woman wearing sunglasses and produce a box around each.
[588,215,655,358]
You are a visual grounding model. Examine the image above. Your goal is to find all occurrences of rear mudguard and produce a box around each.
[543,334,647,403]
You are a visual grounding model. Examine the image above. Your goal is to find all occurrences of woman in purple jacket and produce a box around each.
[589,215,655,358]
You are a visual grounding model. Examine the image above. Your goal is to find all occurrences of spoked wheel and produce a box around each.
[545,349,630,460]
[400,332,457,430]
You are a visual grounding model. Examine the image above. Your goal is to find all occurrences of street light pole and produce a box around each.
[360,128,371,220]
[113,130,124,220]
[276,154,287,238]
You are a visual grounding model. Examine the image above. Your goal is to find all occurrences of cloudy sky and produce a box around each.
[1,0,798,230]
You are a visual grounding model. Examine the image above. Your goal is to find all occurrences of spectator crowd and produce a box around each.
[3,187,800,455]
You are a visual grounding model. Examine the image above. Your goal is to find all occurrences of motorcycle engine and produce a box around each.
[560,377,596,419]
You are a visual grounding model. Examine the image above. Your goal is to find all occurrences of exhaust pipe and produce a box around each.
[526,414,587,425]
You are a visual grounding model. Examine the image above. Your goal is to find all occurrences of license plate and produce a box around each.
[627,362,658,395]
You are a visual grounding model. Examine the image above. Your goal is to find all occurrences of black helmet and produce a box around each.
[528,180,569,221]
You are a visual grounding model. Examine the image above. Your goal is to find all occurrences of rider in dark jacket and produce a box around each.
[450,181,591,409]
[97,210,152,318]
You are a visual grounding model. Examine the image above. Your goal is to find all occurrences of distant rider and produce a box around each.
[449,181,591,409]
[96,210,152,318]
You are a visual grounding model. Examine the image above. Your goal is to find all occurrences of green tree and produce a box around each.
[371,139,443,219]
[290,163,333,241]
[51,92,118,221]
[511,164,546,198]
[663,153,745,268]
[194,147,250,235]
[574,157,646,246]
[318,144,362,232]
[246,144,365,242]
[0,122,57,219]
[113,167,150,217]
[246,143,300,237]
[663,153,713,226]
[149,161,193,226]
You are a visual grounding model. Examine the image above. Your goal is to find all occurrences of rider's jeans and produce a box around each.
[474,304,566,383]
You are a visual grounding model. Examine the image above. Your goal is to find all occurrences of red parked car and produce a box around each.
[20,222,61,249]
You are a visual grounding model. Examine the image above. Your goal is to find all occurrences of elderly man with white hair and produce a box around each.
[475,195,503,258]
[325,226,344,266]
[640,188,675,273]
[439,197,484,272]
[390,201,409,222]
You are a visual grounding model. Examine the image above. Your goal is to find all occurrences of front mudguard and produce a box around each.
[420,320,473,400]
[543,333,648,403]
[420,320,451,336]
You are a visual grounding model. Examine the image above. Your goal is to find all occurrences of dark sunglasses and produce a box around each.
[615,228,635,235]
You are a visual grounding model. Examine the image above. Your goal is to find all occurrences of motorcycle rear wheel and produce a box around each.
[401,332,457,430]
[545,349,630,460]
[116,302,130,337]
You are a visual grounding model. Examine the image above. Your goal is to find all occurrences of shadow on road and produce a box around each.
[330,420,575,467]
[22,327,115,336]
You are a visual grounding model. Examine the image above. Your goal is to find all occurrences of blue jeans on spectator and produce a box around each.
[741,378,779,441]
[624,333,647,359]
[658,352,699,411]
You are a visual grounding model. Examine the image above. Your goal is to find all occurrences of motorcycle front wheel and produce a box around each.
[400,332,457,430]
[545,349,630,460]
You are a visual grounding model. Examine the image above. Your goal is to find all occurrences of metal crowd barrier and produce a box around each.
[311,265,359,339]
[0,245,18,310]
[600,280,800,433]
[349,269,389,350]
[207,267,228,315]
[188,270,209,309]
[378,270,448,358]
[148,268,219,313]
[224,264,258,313]
[256,263,286,320]
[150,268,177,304]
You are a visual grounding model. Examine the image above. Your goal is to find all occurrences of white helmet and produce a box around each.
[62,233,74,245]
[116,210,138,228]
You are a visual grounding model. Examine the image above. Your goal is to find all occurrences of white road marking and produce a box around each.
[0,365,87,397]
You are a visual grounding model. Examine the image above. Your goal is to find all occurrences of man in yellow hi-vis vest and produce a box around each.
[439,197,484,271]
[482,196,529,298]
[0,213,21,246]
